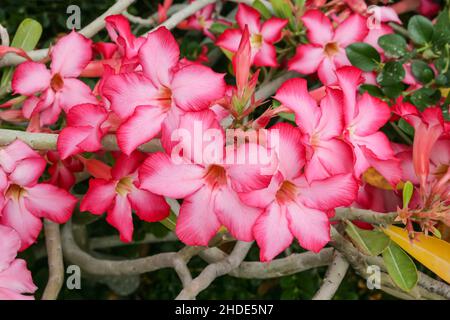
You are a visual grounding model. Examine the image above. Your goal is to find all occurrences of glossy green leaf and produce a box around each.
[346,42,381,72]
[378,34,407,58]
[345,223,391,256]
[402,181,414,208]
[411,60,434,84]
[253,0,272,19]
[382,242,418,292]
[377,61,405,86]
[407,15,434,45]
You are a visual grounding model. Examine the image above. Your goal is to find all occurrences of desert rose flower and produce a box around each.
[288,10,368,85]
[0,225,37,300]
[80,151,170,242]
[216,4,287,67]
[11,31,97,126]
[0,140,77,250]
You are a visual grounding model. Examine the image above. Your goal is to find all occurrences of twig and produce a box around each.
[42,220,65,300]
[333,207,398,225]
[125,4,187,26]
[312,251,349,300]
[176,241,253,300]
[89,232,178,250]
[0,0,136,67]
[255,71,298,101]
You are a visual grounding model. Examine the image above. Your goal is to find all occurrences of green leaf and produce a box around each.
[278,112,295,122]
[411,60,434,84]
[398,118,415,136]
[377,61,405,86]
[345,223,391,256]
[402,181,414,208]
[382,83,406,99]
[378,34,407,58]
[253,0,272,19]
[360,84,384,98]
[209,22,230,34]
[407,15,434,46]
[1,18,42,87]
[382,242,418,292]
[409,87,441,109]
[160,210,177,231]
[346,42,381,72]
[432,10,450,51]
[269,0,293,20]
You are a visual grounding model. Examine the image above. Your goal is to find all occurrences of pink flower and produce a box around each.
[80,151,170,242]
[0,225,37,300]
[179,1,217,39]
[11,31,97,126]
[0,140,77,250]
[288,10,368,85]
[363,6,401,53]
[336,67,401,186]
[139,111,272,245]
[274,78,354,182]
[216,4,287,67]
[102,26,226,155]
[240,123,358,261]
[46,151,84,190]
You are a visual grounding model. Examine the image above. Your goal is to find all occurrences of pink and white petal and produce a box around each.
[295,173,358,211]
[285,201,330,253]
[0,259,37,296]
[8,157,47,187]
[352,144,371,178]
[352,131,395,160]
[317,57,338,85]
[111,151,146,180]
[102,72,159,119]
[117,105,167,155]
[333,14,368,46]
[128,188,170,222]
[273,78,320,134]
[352,93,391,135]
[0,287,34,300]
[214,186,261,242]
[66,103,108,127]
[0,140,40,173]
[139,152,204,198]
[79,179,116,214]
[171,64,225,111]
[22,96,40,119]
[215,29,243,53]
[139,26,179,87]
[336,66,363,123]
[238,173,281,208]
[24,183,77,223]
[11,62,50,96]
[176,186,221,246]
[301,10,334,45]
[253,42,278,67]
[364,25,393,52]
[106,195,133,243]
[377,6,402,23]
[316,87,344,139]
[57,126,94,159]
[253,202,293,261]
[50,31,93,77]
[236,4,261,34]
[305,139,354,182]
[270,123,305,180]
[58,78,97,112]
[0,225,21,272]
[288,44,324,75]
[360,146,402,187]
[261,18,288,43]
[0,199,42,251]
[333,49,351,68]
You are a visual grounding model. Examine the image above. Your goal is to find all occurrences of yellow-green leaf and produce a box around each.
[345,223,391,256]
[382,242,418,292]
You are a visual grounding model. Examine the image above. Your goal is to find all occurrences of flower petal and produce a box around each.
[128,187,170,222]
[176,186,221,246]
[333,14,368,46]
[301,10,334,45]
[236,4,261,34]
[11,62,50,96]
[261,18,288,43]
[139,26,179,87]
[0,225,21,272]
[0,259,37,297]
[352,92,391,135]
[139,152,205,198]
[288,44,324,75]
[215,29,243,53]
[50,31,93,77]
[253,202,293,261]
[253,41,278,67]
[79,179,116,214]
[58,78,97,112]
[106,195,133,242]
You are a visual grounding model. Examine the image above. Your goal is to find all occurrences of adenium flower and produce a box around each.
[46,151,84,190]
[216,4,287,67]
[103,26,226,155]
[274,78,353,182]
[0,140,77,250]
[12,31,97,126]
[0,225,36,300]
[80,151,170,242]
[336,67,401,186]
[363,6,401,53]
[139,111,273,245]
[178,1,217,39]
[289,10,368,85]
[239,123,358,261]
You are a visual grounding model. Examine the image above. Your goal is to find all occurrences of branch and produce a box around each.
[124,4,187,26]
[255,71,298,101]
[41,220,65,300]
[0,0,136,67]
[0,129,162,152]
[312,251,349,300]
[333,207,398,225]
[176,241,253,300]
[89,232,178,250]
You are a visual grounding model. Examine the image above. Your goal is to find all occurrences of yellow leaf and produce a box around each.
[363,167,404,190]
[440,88,449,98]
[383,225,450,283]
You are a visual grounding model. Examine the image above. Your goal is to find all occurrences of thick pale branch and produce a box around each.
[312,251,349,300]
[176,241,253,300]
[42,220,65,300]
[333,207,398,225]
